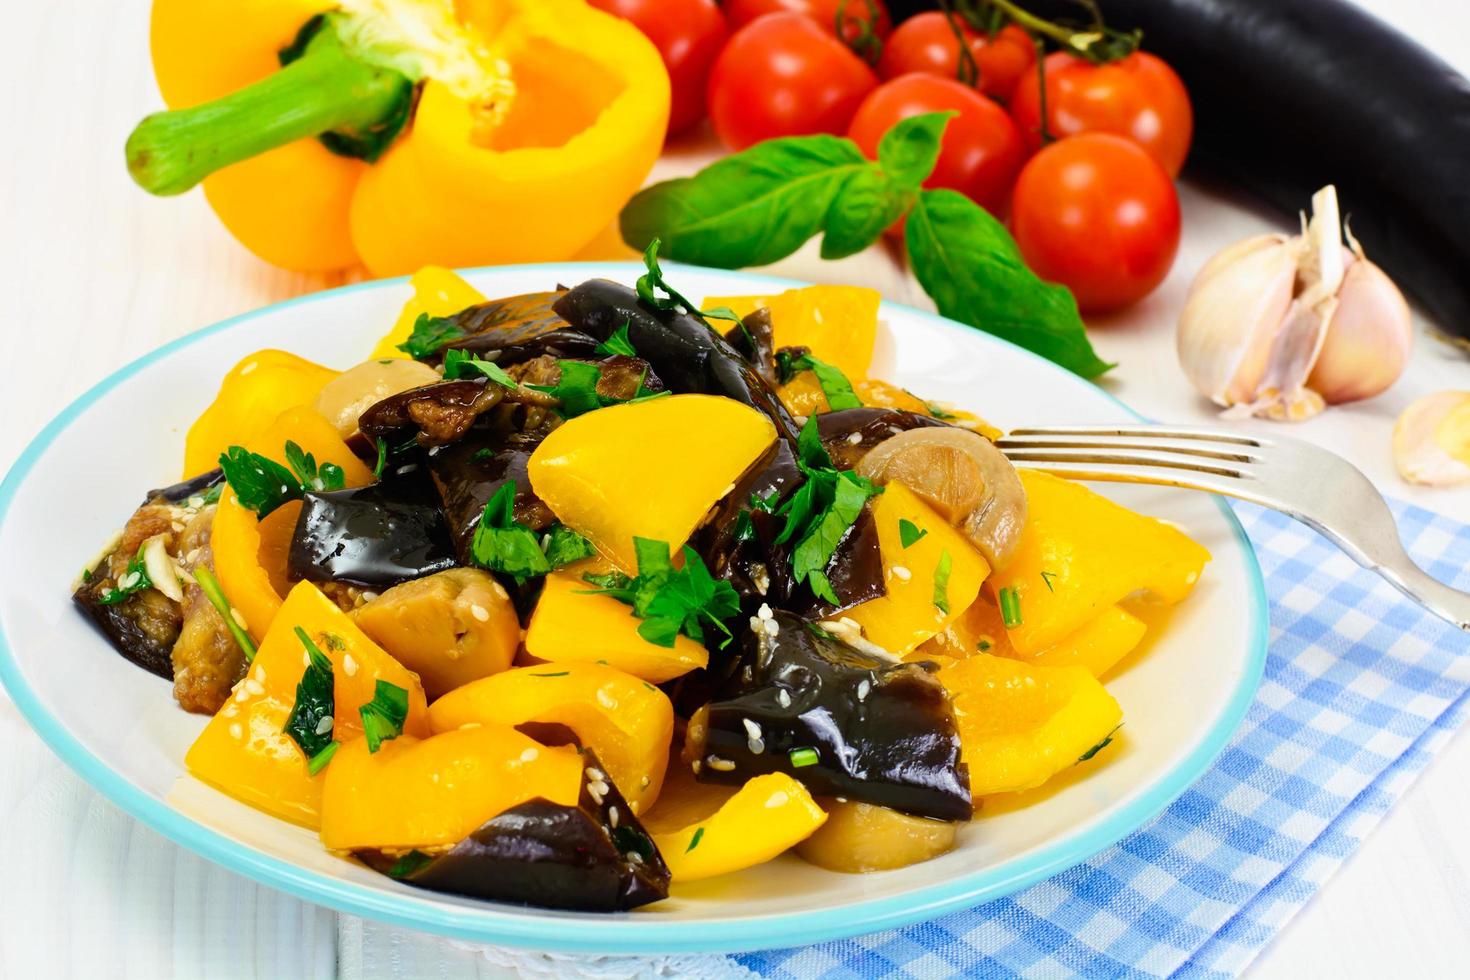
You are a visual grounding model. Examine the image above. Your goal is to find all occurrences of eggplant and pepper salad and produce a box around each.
[73,251,1210,911]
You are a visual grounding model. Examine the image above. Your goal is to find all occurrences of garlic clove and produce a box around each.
[1392,391,1470,487]
[1307,255,1413,405]
[1177,234,1298,408]
[142,533,185,603]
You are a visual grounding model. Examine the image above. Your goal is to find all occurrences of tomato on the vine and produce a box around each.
[1010,51,1193,177]
[723,0,891,48]
[707,13,878,150]
[848,74,1023,216]
[588,0,728,137]
[1010,133,1181,313]
[877,12,971,82]
[969,24,1034,102]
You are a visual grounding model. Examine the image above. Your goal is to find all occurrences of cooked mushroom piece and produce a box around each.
[856,426,1027,571]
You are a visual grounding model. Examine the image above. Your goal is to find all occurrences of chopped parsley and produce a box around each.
[776,351,862,410]
[359,679,410,753]
[97,544,152,606]
[470,486,593,583]
[789,747,819,768]
[193,565,256,662]
[529,360,668,419]
[1077,726,1121,763]
[685,826,706,853]
[933,550,953,614]
[284,627,335,761]
[308,740,340,776]
[1040,570,1057,592]
[594,322,637,357]
[197,483,225,506]
[372,438,388,480]
[734,488,781,542]
[531,671,571,678]
[899,518,928,549]
[612,825,657,862]
[543,524,596,568]
[386,850,434,878]
[771,418,883,604]
[999,586,1023,628]
[397,313,465,360]
[441,347,517,388]
[976,636,993,652]
[580,537,741,649]
[635,238,741,324]
[925,401,957,420]
[219,441,345,517]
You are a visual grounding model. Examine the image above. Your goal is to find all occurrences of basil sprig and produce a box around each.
[619,113,1111,379]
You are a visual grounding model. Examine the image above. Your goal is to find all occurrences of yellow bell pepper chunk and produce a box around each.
[704,286,880,378]
[641,770,826,882]
[940,654,1123,797]
[183,349,339,479]
[525,569,709,683]
[210,406,375,641]
[921,595,1147,679]
[989,471,1211,655]
[369,266,487,361]
[527,394,776,573]
[428,662,673,815]
[185,580,431,829]
[844,483,990,655]
[319,726,582,851]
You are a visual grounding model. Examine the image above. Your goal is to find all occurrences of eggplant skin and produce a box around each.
[1012,0,1470,339]
[692,611,972,822]
[361,751,670,912]
[426,434,553,565]
[815,408,945,471]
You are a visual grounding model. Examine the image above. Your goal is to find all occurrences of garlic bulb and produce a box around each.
[1178,185,1412,421]
[1393,391,1470,487]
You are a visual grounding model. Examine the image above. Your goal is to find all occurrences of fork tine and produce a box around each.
[997,436,1261,465]
[1000,447,1257,479]
[1004,457,1256,497]
[1006,424,1264,447]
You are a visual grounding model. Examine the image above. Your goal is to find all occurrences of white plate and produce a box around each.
[0,263,1265,954]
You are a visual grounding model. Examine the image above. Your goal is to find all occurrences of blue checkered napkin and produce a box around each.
[720,500,1470,980]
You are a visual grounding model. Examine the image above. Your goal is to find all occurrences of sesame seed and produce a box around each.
[748,737,765,755]
[608,806,620,828]
[234,689,249,703]
[891,566,912,582]
[184,548,200,565]
[639,775,650,787]
[706,755,736,772]
[625,851,644,865]
[777,689,792,708]
[748,616,763,634]
[596,689,618,709]
[763,619,779,637]
[757,603,773,620]
[469,604,490,622]
[243,678,265,697]
[314,716,334,736]
[186,496,204,509]
[342,654,359,677]
[360,591,379,603]
[171,521,186,533]
[765,791,789,808]
[856,679,871,701]
[691,759,702,774]
[846,432,863,445]
[230,607,247,630]
[591,780,611,797]
[221,704,238,718]
[118,571,139,590]
[743,718,762,740]
[253,666,266,683]
[520,747,539,762]
[586,767,606,782]
[228,723,243,740]
[750,562,770,595]
[491,581,509,600]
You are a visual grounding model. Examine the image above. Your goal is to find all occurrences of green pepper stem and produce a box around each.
[126,24,410,196]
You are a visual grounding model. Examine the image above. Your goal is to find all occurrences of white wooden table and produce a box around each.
[2,1,1467,976]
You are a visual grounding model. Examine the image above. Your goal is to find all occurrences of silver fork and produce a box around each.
[996,424,1470,632]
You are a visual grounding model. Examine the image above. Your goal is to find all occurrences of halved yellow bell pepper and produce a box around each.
[641,768,826,882]
[427,662,673,815]
[527,394,777,573]
[185,580,431,828]
[525,568,709,683]
[134,0,669,275]
[988,471,1210,655]
[320,726,583,851]
[211,406,374,642]
[940,653,1122,797]
[844,482,990,655]
[369,266,486,361]
[183,349,338,479]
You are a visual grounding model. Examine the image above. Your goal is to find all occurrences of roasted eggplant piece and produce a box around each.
[412,290,575,364]
[361,751,670,911]
[288,470,458,589]
[149,467,226,506]
[358,378,557,447]
[426,433,553,565]
[723,307,779,386]
[689,611,971,821]
[815,408,946,471]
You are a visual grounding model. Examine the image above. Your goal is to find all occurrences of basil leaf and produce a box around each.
[906,188,1114,379]
[879,110,954,189]
[820,166,904,261]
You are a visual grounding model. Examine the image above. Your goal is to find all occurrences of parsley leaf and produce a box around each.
[97,543,153,606]
[543,524,596,569]
[686,826,706,852]
[471,483,551,583]
[933,550,953,614]
[219,442,344,518]
[387,850,434,878]
[594,322,638,357]
[1040,570,1057,592]
[1077,725,1121,763]
[285,627,335,760]
[778,352,863,410]
[372,438,388,480]
[580,537,740,648]
[530,360,669,419]
[283,440,346,492]
[442,347,517,388]
[635,239,742,324]
[397,313,465,360]
[899,518,927,549]
[360,679,410,753]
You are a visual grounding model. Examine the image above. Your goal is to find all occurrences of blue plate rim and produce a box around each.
[0,261,1268,955]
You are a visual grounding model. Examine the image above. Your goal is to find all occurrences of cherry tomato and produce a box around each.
[1010,51,1193,177]
[968,25,1035,102]
[723,0,892,48]
[708,13,878,151]
[848,74,1023,216]
[877,12,974,82]
[1010,134,1181,313]
[587,0,729,137]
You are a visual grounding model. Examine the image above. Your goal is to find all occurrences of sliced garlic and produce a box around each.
[1178,185,1412,422]
[142,533,185,602]
[1393,391,1470,487]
